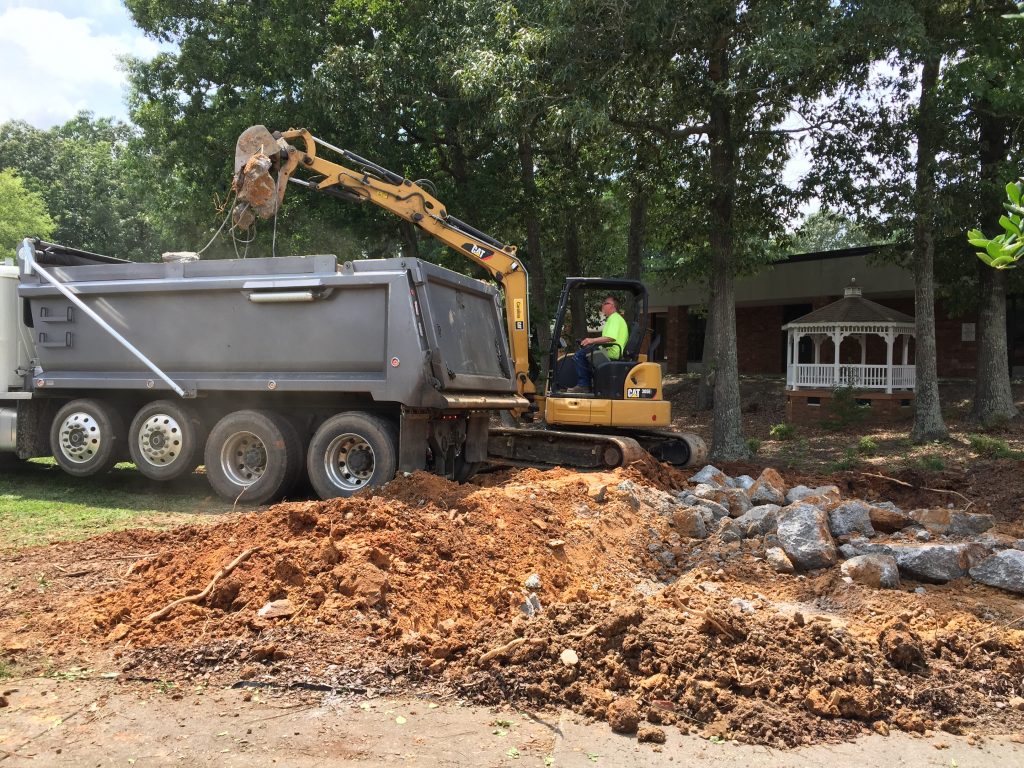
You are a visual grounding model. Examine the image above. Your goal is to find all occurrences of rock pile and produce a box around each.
[636,464,1024,594]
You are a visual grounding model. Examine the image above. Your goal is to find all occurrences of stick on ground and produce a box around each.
[145,547,261,623]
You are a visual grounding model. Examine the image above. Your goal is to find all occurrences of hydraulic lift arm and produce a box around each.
[232,125,535,398]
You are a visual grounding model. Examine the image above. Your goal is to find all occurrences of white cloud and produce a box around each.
[0,6,165,127]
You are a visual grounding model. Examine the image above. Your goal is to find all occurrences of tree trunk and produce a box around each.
[707,27,748,461]
[696,285,716,412]
[972,256,1018,425]
[625,188,647,281]
[910,54,949,443]
[518,132,550,377]
[970,98,1017,425]
[399,221,420,260]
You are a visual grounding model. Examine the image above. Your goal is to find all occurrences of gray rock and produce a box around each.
[840,554,901,589]
[914,529,932,542]
[748,468,787,506]
[969,550,1024,594]
[785,484,841,506]
[828,500,876,538]
[722,488,753,518]
[672,507,707,539]
[520,593,543,617]
[733,504,781,538]
[868,501,913,533]
[776,503,837,571]
[691,498,731,521]
[766,547,794,574]
[975,532,1018,552]
[524,573,542,590]
[948,512,995,538]
[730,598,756,614]
[887,543,990,583]
[1017,540,1024,551]
[692,482,724,500]
[732,475,756,491]
[838,542,863,560]
[688,465,728,487]
[718,518,742,544]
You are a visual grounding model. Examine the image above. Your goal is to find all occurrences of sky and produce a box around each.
[0,0,168,128]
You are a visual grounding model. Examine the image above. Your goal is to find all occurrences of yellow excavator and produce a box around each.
[232,126,706,470]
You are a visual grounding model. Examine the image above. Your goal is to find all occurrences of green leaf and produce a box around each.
[506,747,520,758]
[1007,182,1022,206]
[999,216,1022,236]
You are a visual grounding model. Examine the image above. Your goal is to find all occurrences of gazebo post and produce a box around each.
[832,330,842,388]
[885,330,894,394]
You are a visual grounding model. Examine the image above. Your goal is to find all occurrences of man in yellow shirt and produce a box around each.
[567,296,629,393]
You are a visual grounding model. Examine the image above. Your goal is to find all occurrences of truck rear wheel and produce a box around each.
[50,399,126,477]
[129,400,205,481]
[204,410,302,505]
[306,412,397,499]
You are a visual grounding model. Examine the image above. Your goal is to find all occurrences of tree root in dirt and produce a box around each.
[145,547,261,623]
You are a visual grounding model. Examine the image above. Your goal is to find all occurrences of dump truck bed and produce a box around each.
[18,241,518,409]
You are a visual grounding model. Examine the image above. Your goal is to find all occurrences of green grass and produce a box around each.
[0,459,236,550]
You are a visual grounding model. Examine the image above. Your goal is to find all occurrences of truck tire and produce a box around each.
[129,401,205,481]
[204,410,302,505]
[50,399,126,477]
[306,412,397,499]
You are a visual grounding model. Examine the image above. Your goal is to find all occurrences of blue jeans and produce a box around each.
[573,347,609,387]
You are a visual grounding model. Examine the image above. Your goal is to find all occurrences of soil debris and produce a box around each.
[0,464,1022,749]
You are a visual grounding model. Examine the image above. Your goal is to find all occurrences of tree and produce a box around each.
[0,170,54,258]
[791,210,875,252]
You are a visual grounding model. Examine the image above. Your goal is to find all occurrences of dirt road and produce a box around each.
[1,677,1022,767]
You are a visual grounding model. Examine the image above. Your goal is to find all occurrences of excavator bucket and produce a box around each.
[232,125,286,228]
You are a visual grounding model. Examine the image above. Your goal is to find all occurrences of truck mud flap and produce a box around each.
[487,427,646,470]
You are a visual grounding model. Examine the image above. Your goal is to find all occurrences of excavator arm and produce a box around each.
[232,125,535,398]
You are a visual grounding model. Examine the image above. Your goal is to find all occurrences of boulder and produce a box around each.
[969,550,1024,594]
[718,518,742,544]
[672,507,708,539]
[688,465,729,488]
[731,475,756,491]
[748,467,787,506]
[766,546,795,574]
[909,508,995,538]
[785,484,841,506]
[828,500,876,538]
[867,502,912,533]
[776,503,836,571]
[733,504,781,538]
[841,554,901,589]
[885,543,990,583]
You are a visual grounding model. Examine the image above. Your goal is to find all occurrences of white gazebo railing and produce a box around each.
[787,364,916,390]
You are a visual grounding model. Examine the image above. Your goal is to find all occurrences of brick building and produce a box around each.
[647,245,983,378]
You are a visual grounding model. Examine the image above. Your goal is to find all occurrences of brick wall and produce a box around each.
[736,306,785,374]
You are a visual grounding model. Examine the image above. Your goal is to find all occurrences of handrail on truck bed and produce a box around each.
[17,238,192,398]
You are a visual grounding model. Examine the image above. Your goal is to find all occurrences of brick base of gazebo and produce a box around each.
[786,389,915,425]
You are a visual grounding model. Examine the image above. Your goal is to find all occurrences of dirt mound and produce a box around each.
[3,466,1023,748]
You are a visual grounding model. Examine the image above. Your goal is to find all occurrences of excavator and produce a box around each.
[231,125,706,471]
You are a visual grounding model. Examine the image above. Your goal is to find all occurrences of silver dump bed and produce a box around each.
[17,240,517,409]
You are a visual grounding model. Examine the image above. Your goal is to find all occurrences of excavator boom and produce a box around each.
[232,125,535,398]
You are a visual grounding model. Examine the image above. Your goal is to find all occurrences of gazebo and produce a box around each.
[782,280,916,423]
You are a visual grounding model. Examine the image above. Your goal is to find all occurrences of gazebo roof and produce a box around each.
[783,280,914,328]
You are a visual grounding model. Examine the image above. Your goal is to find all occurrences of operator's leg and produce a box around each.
[573,347,592,388]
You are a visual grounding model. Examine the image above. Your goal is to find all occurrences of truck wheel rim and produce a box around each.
[58,412,101,464]
[221,431,267,486]
[324,433,375,491]
[138,414,184,467]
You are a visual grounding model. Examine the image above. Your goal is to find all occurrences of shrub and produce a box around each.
[769,423,795,441]
[827,447,859,472]
[914,454,945,471]
[824,387,868,430]
[857,436,878,455]
[969,434,1022,459]
[746,437,762,455]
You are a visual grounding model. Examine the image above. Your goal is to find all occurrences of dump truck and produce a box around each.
[0,128,705,504]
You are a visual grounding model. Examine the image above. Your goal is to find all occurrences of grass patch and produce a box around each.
[769,423,795,441]
[914,454,946,471]
[968,434,1023,460]
[0,659,14,679]
[0,459,235,550]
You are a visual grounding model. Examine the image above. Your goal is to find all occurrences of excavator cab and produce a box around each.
[543,278,672,430]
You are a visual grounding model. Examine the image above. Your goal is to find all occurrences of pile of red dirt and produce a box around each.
[1,464,1022,748]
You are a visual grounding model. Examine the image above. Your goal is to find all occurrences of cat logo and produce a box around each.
[626,387,656,399]
[464,242,493,259]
